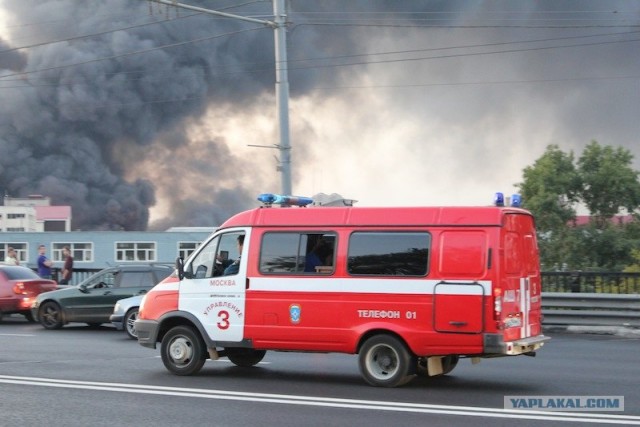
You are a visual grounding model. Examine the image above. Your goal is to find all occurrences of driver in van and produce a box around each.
[222,234,244,276]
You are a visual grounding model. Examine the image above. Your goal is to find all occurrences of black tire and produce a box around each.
[226,348,267,367]
[24,312,35,323]
[39,301,63,330]
[416,355,460,377]
[358,335,415,387]
[124,308,139,340]
[161,325,207,376]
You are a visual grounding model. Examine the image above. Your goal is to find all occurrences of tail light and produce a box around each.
[493,288,502,320]
[13,282,27,295]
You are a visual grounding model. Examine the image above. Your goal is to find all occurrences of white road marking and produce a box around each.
[0,375,638,424]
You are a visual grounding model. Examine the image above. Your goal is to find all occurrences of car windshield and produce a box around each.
[79,270,118,288]
[1,266,42,280]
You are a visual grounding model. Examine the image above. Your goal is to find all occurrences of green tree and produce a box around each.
[518,142,640,271]
[577,141,640,228]
[518,144,581,233]
[624,249,640,273]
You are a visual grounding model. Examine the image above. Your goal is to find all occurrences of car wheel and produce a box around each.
[161,325,207,376]
[124,307,139,340]
[358,334,415,387]
[226,348,267,367]
[39,301,63,330]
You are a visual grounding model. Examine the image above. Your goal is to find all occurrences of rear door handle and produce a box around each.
[449,321,467,327]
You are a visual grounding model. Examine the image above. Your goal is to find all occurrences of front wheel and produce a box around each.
[161,325,207,376]
[124,308,139,339]
[226,348,267,367]
[358,335,415,387]
[39,301,63,329]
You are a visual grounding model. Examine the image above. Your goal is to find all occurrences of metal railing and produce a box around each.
[541,292,640,328]
[40,269,639,329]
[542,271,640,294]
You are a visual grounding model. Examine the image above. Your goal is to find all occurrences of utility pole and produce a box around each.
[149,0,292,195]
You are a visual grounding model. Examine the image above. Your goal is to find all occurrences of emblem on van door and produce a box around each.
[289,304,301,324]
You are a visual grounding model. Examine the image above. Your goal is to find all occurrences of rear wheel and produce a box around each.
[161,325,207,376]
[226,348,266,367]
[39,301,63,329]
[124,308,139,339]
[358,335,415,387]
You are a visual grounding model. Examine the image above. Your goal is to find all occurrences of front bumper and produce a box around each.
[109,314,124,331]
[30,301,41,322]
[135,319,160,348]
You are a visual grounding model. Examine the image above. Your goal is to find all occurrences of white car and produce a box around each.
[110,295,143,339]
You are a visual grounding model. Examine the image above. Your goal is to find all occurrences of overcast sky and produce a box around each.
[0,1,638,230]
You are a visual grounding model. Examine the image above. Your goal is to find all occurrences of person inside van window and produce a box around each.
[223,234,244,276]
[304,238,333,273]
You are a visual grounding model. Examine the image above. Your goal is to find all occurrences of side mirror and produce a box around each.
[78,284,88,293]
[176,257,185,280]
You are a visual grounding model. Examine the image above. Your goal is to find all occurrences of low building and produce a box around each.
[1,195,71,232]
[0,229,212,278]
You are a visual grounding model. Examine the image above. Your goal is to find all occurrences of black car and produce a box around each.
[31,264,173,329]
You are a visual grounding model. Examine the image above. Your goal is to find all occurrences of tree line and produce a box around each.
[517,141,640,272]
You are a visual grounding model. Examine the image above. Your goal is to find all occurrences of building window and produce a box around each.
[7,213,26,219]
[178,241,200,260]
[347,231,430,276]
[115,242,156,262]
[6,227,25,232]
[52,243,93,262]
[0,243,28,264]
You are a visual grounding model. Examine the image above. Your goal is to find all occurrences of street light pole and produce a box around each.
[148,0,293,195]
[273,0,292,196]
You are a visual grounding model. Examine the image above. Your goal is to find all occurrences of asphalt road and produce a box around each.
[0,315,638,427]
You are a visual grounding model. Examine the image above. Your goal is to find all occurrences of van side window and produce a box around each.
[188,232,245,278]
[260,232,336,274]
[347,232,430,276]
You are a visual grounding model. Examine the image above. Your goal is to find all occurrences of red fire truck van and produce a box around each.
[136,193,549,387]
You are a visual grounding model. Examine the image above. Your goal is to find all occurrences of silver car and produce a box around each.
[110,295,143,339]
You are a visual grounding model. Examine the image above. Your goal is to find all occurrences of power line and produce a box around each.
[2,29,637,85]
[0,26,268,79]
[313,75,640,91]
[0,12,203,55]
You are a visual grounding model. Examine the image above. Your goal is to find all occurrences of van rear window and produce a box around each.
[347,232,430,276]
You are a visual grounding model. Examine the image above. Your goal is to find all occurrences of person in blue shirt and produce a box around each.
[37,244,53,279]
[223,235,244,276]
[304,238,332,273]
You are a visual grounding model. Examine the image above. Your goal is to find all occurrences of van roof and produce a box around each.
[221,206,532,228]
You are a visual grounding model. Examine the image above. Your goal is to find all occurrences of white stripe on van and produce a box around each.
[248,277,492,295]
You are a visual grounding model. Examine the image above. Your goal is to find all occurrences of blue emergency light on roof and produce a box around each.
[257,193,314,207]
[494,192,523,207]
